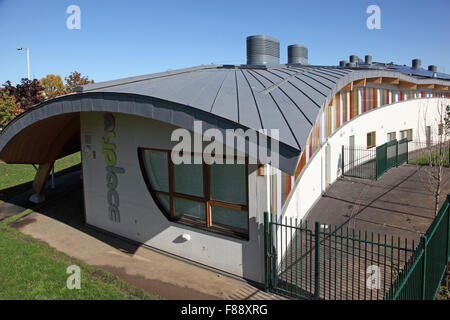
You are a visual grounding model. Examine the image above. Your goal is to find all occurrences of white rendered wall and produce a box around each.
[80,112,269,284]
[274,98,449,261]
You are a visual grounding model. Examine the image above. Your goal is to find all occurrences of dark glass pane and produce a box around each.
[210,163,246,205]
[174,197,205,223]
[210,205,248,234]
[173,154,204,197]
[142,150,169,192]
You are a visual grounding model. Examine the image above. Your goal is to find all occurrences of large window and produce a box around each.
[138,148,249,239]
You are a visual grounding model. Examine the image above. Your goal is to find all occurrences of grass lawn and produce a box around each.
[0,210,160,300]
[409,149,450,167]
[0,153,161,300]
[0,152,81,191]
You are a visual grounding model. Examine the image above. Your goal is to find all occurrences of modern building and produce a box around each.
[1,35,449,285]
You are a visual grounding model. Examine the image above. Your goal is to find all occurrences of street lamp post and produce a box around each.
[17,48,30,80]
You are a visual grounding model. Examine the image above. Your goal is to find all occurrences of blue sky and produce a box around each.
[1,0,449,85]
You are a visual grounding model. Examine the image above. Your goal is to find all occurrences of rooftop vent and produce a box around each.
[349,55,358,63]
[365,55,372,65]
[288,44,308,64]
[246,35,280,66]
[412,59,421,70]
[428,65,437,72]
[339,60,347,67]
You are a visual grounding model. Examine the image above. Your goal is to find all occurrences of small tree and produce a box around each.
[65,71,94,93]
[0,91,20,129]
[3,78,45,110]
[40,74,66,99]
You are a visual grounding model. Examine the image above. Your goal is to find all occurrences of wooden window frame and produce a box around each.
[367,131,376,149]
[387,131,396,142]
[137,147,250,240]
[400,129,413,142]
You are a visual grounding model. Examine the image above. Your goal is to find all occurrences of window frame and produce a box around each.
[367,131,376,149]
[400,129,413,142]
[137,147,250,240]
[387,131,396,142]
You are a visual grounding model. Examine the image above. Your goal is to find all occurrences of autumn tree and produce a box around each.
[65,71,94,93]
[3,78,45,110]
[0,91,20,129]
[40,74,66,99]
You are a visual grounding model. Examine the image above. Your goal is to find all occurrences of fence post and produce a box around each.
[395,140,399,167]
[314,221,321,300]
[264,211,270,292]
[341,145,345,176]
[421,235,428,300]
[406,141,409,164]
[447,194,450,262]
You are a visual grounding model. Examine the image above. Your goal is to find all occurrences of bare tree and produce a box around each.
[415,99,450,216]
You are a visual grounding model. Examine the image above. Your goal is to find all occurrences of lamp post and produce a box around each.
[17,48,30,80]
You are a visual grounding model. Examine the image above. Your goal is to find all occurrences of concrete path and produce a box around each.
[1,171,284,300]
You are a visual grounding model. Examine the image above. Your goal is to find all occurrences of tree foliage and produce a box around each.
[40,74,66,99]
[2,78,45,110]
[0,91,20,129]
[65,71,94,93]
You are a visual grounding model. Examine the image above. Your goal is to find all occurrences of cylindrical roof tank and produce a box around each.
[412,59,421,70]
[288,44,308,64]
[349,55,358,63]
[428,65,437,72]
[365,55,372,65]
[246,35,280,66]
[339,60,347,67]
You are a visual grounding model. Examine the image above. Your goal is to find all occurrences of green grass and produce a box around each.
[0,210,160,300]
[0,153,161,300]
[0,152,81,191]
[409,149,450,167]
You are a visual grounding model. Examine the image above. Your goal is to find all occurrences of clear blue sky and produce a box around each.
[1,0,449,85]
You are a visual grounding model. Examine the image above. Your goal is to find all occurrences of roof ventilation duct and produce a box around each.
[365,55,372,65]
[412,59,421,70]
[246,35,280,66]
[287,44,308,64]
[428,65,437,72]
[349,55,358,63]
[339,60,347,67]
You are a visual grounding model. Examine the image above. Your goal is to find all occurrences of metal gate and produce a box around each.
[264,213,416,300]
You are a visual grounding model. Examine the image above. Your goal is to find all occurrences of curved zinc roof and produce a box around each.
[77,64,450,152]
[1,63,450,175]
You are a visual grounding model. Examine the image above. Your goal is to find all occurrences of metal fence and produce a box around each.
[385,194,450,300]
[264,194,450,300]
[342,146,376,179]
[342,139,409,180]
[376,138,408,179]
[264,213,415,300]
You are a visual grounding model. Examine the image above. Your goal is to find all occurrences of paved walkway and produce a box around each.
[0,171,284,300]
[306,164,450,243]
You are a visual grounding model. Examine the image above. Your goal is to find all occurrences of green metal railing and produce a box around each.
[342,139,409,180]
[385,194,450,300]
[264,213,415,300]
[342,146,376,179]
[376,138,409,179]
